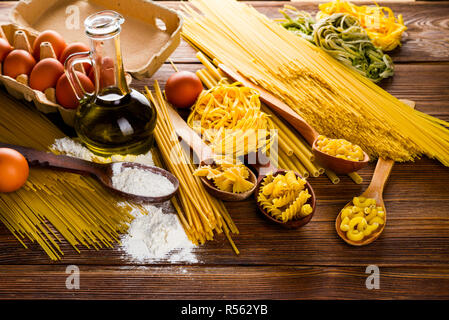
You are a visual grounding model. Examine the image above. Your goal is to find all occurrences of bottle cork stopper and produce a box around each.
[44,87,57,103]
[16,74,28,86]
[39,41,57,60]
[13,30,31,53]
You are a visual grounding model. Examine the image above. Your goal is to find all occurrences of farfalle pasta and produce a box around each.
[257,171,312,222]
[193,156,254,193]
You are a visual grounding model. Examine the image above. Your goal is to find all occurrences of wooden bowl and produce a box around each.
[104,162,180,203]
[312,140,370,174]
[254,169,316,229]
[199,164,258,201]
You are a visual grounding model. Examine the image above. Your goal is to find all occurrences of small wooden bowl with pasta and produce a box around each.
[254,169,316,229]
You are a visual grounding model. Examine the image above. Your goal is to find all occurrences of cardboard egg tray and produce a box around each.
[0,0,182,126]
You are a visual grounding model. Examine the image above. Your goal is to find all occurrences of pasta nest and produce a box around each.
[317,0,407,52]
[187,82,274,157]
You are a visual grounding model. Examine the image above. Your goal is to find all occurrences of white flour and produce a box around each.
[51,137,198,263]
[52,137,96,161]
[121,203,197,263]
[111,163,174,197]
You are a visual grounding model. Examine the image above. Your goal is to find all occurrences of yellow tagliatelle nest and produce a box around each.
[317,0,407,51]
[187,82,273,157]
[257,171,312,223]
[315,135,364,161]
[193,156,254,193]
[339,196,385,242]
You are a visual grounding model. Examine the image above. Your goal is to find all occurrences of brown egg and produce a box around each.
[165,71,204,109]
[59,42,91,73]
[99,56,115,88]
[56,71,94,109]
[29,58,64,92]
[88,67,96,84]
[0,38,13,62]
[3,49,36,79]
[33,30,67,60]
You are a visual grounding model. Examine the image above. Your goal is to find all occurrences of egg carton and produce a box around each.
[0,23,80,126]
[0,0,182,127]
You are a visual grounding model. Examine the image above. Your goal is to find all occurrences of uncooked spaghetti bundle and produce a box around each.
[145,82,239,253]
[182,0,449,167]
[0,94,136,260]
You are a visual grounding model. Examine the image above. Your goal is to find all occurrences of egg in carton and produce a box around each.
[0,24,132,127]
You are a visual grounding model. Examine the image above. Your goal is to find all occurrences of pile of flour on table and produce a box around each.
[51,137,198,263]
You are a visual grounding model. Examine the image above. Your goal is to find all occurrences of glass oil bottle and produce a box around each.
[65,10,156,156]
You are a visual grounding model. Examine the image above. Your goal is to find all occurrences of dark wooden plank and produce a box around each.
[1,158,448,266]
[0,1,448,301]
[1,265,448,299]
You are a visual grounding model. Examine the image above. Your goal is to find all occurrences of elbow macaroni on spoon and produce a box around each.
[339,196,385,242]
[315,135,365,162]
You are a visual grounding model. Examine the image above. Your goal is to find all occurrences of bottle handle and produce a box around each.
[64,51,94,100]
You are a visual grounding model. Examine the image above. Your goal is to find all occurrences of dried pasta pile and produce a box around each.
[258,172,313,222]
[194,157,254,194]
[145,82,239,253]
[187,81,271,157]
[182,0,449,166]
[194,52,363,185]
[279,7,394,82]
[317,0,407,51]
[0,94,136,260]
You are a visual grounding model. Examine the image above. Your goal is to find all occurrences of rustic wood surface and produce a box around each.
[0,1,449,300]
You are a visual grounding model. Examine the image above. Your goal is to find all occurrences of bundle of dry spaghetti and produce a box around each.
[195,52,362,185]
[182,0,449,167]
[0,94,136,260]
[145,82,239,253]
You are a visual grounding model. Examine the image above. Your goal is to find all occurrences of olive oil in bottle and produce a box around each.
[75,88,156,156]
[65,10,156,156]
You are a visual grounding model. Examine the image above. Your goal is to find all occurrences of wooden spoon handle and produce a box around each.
[253,161,278,181]
[165,104,214,162]
[0,142,104,177]
[366,158,394,197]
[218,64,319,145]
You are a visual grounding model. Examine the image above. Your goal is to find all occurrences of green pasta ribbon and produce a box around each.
[279,8,394,82]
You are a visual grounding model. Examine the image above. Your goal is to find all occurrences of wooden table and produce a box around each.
[1,1,449,300]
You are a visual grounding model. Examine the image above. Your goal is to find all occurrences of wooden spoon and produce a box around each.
[335,99,415,246]
[335,158,393,246]
[252,158,316,229]
[218,64,370,174]
[165,103,257,201]
[0,142,179,203]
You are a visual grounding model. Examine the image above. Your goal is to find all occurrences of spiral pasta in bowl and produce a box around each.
[255,170,316,229]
